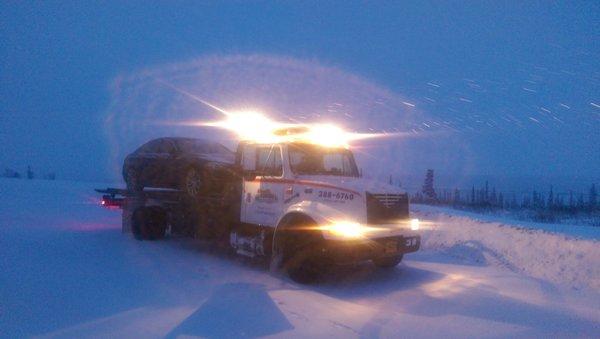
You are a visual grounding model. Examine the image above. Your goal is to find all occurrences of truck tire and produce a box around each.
[286,245,330,284]
[272,216,329,284]
[132,206,167,240]
[372,255,403,268]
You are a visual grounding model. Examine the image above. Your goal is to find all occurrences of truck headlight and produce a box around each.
[327,221,364,238]
[410,218,420,231]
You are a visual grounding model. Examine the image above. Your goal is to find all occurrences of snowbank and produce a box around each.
[413,204,600,240]
[413,205,600,290]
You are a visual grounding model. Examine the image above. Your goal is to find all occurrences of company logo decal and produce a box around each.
[255,189,278,203]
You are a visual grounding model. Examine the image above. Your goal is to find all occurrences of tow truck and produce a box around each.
[98,127,420,283]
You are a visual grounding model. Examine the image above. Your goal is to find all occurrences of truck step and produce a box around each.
[235,249,256,258]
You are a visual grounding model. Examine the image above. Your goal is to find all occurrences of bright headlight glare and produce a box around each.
[327,221,364,238]
[410,218,420,230]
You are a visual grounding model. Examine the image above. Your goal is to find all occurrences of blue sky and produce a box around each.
[1,1,598,187]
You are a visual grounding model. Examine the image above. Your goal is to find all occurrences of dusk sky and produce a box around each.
[1,1,598,189]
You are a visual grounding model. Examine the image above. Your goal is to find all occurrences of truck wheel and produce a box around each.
[181,167,202,198]
[131,206,167,240]
[132,207,147,240]
[372,255,403,268]
[272,217,328,284]
[147,206,167,240]
[286,248,329,284]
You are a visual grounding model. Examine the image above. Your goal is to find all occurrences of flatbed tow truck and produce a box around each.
[97,129,421,283]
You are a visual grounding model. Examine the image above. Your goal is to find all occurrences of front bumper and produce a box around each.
[321,235,421,264]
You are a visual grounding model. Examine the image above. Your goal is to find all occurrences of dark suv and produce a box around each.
[122,137,235,196]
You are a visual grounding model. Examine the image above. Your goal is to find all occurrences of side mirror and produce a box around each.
[241,145,256,171]
[243,171,257,181]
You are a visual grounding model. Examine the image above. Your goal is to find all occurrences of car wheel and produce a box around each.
[126,169,142,192]
[372,255,403,268]
[182,167,202,198]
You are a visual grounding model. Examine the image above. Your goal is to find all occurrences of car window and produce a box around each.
[136,139,176,154]
[178,140,231,155]
[256,146,283,177]
[137,139,161,154]
[155,139,177,154]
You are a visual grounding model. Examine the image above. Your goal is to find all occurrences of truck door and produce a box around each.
[241,144,285,227]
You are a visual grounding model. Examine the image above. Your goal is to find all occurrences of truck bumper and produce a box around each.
[321,235,421,264]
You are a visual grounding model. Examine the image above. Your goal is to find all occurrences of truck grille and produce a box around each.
[366,193,409,224]
[371,194,404,208]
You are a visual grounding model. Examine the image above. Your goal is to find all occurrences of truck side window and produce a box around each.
[256,146,283,177]
[323,153,354,176]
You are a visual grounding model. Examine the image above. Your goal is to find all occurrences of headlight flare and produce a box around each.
[310,222,389,239]
[298,219,429,239]
[408,218,435,230]
[371,218,433,230]
[156,81,408,148]
[202,111,387,148]
[411,218,420,230]
[326,221,364,238]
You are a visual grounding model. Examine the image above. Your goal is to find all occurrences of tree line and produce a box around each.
[409,169,599,224]
[2,166,55,180]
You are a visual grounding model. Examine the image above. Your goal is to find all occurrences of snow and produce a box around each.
[413,204,600,240]
[413,204,600,290]
[1,178,599,338]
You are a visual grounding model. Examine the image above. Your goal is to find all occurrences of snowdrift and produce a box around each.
[414,205,600,290]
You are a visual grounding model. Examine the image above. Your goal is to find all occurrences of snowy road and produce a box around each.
[1,179,599,338]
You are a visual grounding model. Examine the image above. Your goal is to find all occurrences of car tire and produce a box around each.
[181,167,203,198]
[372,255,403,268]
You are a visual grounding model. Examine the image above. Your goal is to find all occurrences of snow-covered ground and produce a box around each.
[413,204,600,240]
[1,178,599,338]
[413,204,600,291]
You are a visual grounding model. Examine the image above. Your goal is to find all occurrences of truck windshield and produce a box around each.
[289,144,359,177]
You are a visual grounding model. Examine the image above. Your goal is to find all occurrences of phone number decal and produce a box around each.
[317,190,354,201]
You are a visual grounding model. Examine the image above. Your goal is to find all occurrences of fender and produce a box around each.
[275,201,357,240]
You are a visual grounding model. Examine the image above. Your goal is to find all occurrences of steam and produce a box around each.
[104,54,472,186]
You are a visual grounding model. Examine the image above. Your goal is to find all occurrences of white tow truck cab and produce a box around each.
[103,132,421,283]
[229,139,420,279]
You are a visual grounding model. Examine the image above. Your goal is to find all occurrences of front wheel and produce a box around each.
[286,250,331,284]
[272,220,329,284]
[372,255,403,268]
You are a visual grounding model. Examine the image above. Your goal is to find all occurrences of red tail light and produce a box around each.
[101,195,123,209]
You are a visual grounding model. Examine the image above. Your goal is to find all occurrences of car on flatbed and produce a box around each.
[102,133,421,283]
[123,137,235,196]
